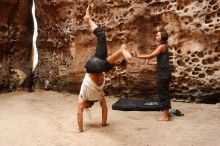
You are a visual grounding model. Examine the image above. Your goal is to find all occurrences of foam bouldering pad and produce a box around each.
[112,98,162,111]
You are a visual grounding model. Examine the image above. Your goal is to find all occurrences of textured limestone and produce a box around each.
[33,0,220,101]
[11,69,27,85]
[0,0,219,102]
[0,0,33,91]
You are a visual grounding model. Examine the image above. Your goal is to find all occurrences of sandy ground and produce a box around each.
[0,90,219,146]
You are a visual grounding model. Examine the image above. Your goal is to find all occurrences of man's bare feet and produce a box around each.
[83,5,91,23]
[121,44,132,63]
[156,110,170,121]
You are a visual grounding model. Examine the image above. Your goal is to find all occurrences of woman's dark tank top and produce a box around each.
[156,44,171,79]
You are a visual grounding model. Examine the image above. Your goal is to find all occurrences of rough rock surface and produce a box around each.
[34,0,220,101]
[0,0,33,92]
[0,0,219,102]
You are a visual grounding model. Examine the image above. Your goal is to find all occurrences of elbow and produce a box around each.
[148,54,155,59]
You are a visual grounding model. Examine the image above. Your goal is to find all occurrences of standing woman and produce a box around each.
[135,29,171,121]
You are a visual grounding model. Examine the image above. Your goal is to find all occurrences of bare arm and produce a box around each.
[136,45,165,59]
[77,96,84,132]
[100,97,108,126]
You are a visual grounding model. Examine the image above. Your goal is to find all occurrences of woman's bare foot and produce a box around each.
[83,5,91,23]
[156,110,170,121]
[73,128,83,133]
[121,44,132,63]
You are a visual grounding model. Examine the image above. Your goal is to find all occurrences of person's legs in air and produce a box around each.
[84,5,107,60]
[107,44,132,65]
[84,5,132,73]
[83,5,98,32]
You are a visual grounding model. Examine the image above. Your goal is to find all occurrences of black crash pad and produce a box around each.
[112,98,162,111]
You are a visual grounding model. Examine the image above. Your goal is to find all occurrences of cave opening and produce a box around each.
[32,0,38,73]
[28,0,38,92]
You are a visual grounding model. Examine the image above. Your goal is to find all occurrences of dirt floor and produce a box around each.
[0,90,219,146]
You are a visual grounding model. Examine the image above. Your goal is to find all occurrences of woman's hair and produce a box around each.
[159,29,168,44]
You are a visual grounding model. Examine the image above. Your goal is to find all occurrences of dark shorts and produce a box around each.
[85,55,113,73]
[85,27,113,73]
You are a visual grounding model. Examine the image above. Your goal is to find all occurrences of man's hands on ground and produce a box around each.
[101,123,110,127]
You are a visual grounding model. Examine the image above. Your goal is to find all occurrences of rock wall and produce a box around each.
[0,0,219,102]
[34,0,220,101]
[0,0,33,92]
